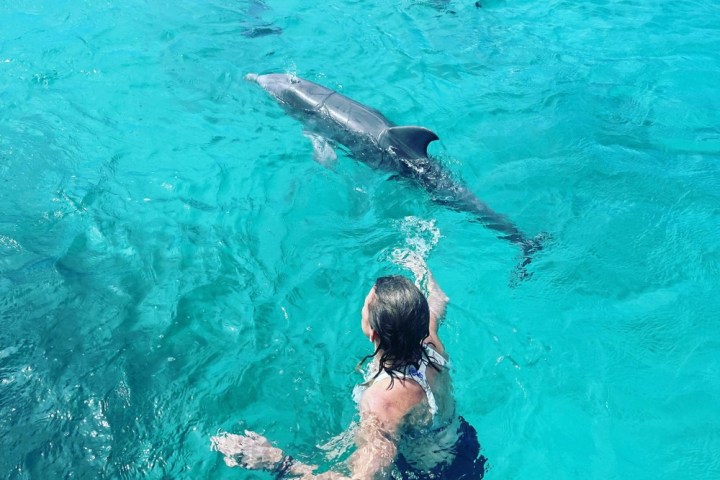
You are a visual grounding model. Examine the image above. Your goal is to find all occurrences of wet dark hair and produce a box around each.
[360,275,438,387]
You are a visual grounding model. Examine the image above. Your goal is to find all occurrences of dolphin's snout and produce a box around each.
[247,73,295,97]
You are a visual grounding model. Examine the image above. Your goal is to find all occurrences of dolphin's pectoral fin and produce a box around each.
[303,131,338,168]
[384,126,440,158]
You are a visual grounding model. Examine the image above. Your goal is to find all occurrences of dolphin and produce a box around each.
[245,73,544,268]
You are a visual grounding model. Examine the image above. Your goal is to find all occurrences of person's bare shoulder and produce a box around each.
[361,378,426,427]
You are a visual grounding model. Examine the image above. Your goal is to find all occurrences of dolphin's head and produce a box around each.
[245,73,299,100]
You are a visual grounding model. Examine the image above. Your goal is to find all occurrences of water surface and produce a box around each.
[1,0,719,478]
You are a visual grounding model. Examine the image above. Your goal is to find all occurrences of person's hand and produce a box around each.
[391,249,428,283]
[211,430,284,469]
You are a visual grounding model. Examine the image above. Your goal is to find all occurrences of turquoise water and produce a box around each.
[1,0,719,478]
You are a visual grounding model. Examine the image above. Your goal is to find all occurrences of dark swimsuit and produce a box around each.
[394,416,487,479]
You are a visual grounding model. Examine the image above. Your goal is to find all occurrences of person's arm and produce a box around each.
[424,261,449,332]
[211,405,401,480]
[393,251,449,351]
[212,430,343,479]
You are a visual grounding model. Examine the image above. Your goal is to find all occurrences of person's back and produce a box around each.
[358,341,459,472]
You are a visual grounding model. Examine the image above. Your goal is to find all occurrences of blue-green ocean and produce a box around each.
[1,1,719,478]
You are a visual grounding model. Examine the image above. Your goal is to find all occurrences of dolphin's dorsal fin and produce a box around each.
[384,126,439,158]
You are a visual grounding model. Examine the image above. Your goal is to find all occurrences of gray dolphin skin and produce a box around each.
[246,73,543,266]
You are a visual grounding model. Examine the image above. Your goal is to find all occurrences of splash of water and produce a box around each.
[393,216,441,260]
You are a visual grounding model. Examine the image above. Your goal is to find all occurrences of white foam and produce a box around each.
[395,216,441,259]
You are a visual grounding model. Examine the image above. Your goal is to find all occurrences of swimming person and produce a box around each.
[211,253,487,479]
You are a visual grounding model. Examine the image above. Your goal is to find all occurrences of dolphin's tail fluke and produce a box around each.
[513,232,550,282]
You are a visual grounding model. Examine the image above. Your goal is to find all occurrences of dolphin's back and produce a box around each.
[275,77,392,139]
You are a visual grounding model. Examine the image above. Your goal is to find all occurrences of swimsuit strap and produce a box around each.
[422,343,448,369]
[370,344,448,417]
[404,361,438,416]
